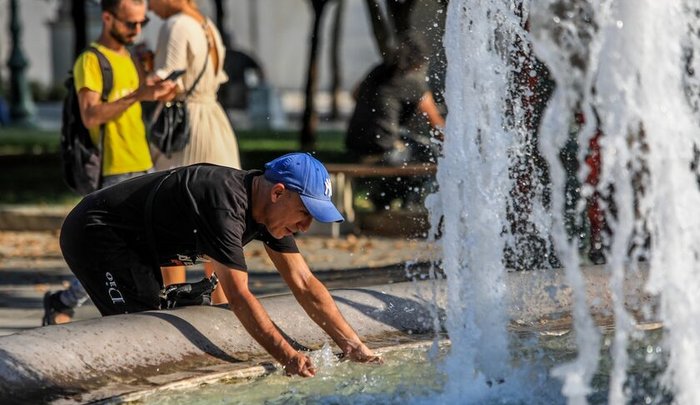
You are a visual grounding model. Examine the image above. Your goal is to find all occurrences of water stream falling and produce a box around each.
[429,0,700,403]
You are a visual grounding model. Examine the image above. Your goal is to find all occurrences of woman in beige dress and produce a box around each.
[149,0,240,303]
[150,0,240,169]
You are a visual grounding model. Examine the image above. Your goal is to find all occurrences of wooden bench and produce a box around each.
[324,163,437,236]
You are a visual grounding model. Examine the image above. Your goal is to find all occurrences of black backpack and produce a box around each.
[60,47,113,195]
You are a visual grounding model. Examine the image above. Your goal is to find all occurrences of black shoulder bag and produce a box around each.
[149,55,209,158]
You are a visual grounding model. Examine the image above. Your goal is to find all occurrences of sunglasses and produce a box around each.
[110,13,150,30]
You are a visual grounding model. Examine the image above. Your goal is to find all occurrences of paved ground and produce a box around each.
[0,230,439,336]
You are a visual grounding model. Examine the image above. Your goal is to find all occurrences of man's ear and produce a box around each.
[270,183,286,203]
[102,11,112,26]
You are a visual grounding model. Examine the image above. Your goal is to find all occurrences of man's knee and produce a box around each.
[73,262,161,316]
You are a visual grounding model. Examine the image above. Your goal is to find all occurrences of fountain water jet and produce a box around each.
[432,0,700,403]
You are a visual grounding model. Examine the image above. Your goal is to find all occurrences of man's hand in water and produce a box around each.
[284,352,316,377]
[344,342,383,364]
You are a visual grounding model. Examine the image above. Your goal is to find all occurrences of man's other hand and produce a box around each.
[137,80,177,102]
[345,343,383,364]
[284,352,316,377]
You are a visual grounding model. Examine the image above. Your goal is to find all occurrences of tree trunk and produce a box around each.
[0,34,3,96]
[300,0,330,151]
[71,0,87,58]
[329,0,344,120]
[386,0,418,36]
[363,0,391,59]
[212,0,230,48]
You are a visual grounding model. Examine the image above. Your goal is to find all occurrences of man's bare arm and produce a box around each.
[265,247,380,362]
[418,91,446,140]
[210,258,316,377]
[77,80,175,129]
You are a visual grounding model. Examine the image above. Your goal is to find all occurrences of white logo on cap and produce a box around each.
[324,178,332,198]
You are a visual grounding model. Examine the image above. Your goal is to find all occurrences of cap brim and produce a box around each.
[300,195,344,223]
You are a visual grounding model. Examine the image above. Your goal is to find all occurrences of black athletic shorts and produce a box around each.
[59,196,163,315]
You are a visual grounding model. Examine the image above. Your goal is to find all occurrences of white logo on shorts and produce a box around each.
[105,272,126,304]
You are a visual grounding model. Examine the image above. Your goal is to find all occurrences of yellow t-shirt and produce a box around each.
[73,43,153,176]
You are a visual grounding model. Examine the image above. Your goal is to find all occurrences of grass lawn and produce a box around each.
[0,128,346,154]
[0,127,349,204]
[0,128,63,155]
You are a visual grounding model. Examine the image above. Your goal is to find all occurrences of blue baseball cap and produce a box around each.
[264,153,344,223]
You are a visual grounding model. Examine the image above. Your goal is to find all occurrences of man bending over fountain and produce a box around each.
[58,152,380,377]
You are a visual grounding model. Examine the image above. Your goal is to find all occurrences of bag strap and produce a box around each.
[183,23,211,98]
[184,51,209,98]
[144,170,175,267]
[86,46,112,188]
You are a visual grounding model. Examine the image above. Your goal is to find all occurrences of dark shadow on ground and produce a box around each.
[0,269,72,286]
[0,291,45,309]
[250,261,441,296]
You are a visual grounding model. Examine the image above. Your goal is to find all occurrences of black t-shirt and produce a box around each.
[85,164,298,270]
[345,64,430,155]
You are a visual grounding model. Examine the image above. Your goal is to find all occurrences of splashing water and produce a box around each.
[429,0,700,403]
[426,0,520,397]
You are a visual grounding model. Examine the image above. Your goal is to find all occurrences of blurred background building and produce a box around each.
[0,0,446,128]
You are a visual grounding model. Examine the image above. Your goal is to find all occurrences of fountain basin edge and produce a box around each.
[0,264,657,403]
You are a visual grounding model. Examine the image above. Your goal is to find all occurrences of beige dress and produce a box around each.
[153,13,241,170]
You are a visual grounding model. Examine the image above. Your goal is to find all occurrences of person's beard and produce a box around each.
[109,26,135,46]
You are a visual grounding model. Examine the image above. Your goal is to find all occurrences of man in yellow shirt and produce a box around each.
[43,0,176,325]
[74,0,176,186]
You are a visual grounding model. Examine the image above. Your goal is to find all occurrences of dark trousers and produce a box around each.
[60,196,162,315]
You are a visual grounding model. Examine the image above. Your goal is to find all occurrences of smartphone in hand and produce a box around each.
[164,69,186,81]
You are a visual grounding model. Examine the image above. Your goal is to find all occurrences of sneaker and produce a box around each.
[42,291,74,326]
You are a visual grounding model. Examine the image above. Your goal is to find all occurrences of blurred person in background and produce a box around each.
[345,34,445,211]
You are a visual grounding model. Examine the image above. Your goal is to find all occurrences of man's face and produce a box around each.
[265,186,314,239]
[106,1,148,46]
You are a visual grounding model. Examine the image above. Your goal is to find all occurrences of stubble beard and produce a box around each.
[109,26,135,46]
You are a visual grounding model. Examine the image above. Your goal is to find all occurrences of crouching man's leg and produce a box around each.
[60,206,162,316]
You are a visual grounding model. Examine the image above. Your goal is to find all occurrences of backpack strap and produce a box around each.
[86,47,113,102]
[85,46,112,187]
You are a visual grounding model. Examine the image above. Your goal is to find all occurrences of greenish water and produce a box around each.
[135,328,669,405]
[139,344,447,405]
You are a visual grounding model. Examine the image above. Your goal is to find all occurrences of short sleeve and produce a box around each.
[199,208,249,271]
[256,231,299,253]
[73,52,103,96]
